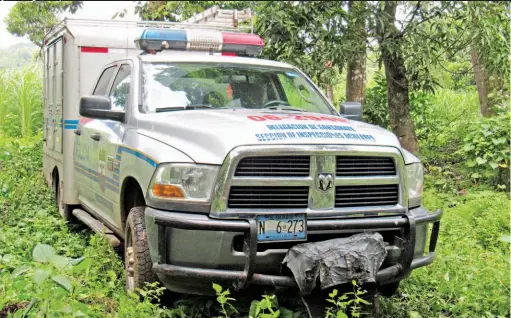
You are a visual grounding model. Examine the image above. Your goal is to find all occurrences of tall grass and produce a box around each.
[0,65,43,138]
[0,71,9,131]
[419,88,480,162]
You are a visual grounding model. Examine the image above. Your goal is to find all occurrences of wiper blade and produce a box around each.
[264,106,305,112]
[155,105,214,112]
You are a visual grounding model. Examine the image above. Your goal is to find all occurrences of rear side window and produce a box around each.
[93,66,117,95]
[109,64,131,111]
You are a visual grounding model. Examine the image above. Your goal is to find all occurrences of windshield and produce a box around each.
[140,62,335,114]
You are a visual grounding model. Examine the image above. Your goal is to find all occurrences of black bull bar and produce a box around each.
[150,209,442,290]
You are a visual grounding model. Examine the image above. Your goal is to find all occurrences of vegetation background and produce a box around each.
[0,1,509,317]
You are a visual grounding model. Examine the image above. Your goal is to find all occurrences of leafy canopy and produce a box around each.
[5,1,83,48]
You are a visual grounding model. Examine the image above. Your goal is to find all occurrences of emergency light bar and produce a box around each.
[135,28,264,56]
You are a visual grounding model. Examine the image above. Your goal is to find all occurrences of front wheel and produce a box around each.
[125,207,157,293]
[378,281,400,297]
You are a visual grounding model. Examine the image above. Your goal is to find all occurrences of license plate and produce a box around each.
[256,214,307,242]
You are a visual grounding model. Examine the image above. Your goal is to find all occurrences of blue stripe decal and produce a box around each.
[117,146,157,168]
[64,125,78,130]
[105,183,119,193]
[64,120,79,124]
[74,167,119,194]
[74,162,119,189]
[75,168,119,199]
[105,178,119,188]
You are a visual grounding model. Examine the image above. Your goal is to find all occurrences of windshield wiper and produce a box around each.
[155,105,214,112]
[263,106,305,112]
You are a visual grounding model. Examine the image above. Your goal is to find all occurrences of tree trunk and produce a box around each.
[471,46,495,117]
[378,1,419,153]
[346,0,366,105]
[326,84,334,102]
[346,57,366,104]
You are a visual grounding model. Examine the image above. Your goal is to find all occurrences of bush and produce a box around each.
[382,189,510,317]
[457,111,510,190]
[362,72,388,128]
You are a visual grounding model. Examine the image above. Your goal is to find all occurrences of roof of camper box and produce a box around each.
[46,18,252,49]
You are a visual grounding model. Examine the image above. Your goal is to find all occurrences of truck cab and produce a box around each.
[44,16,441,297]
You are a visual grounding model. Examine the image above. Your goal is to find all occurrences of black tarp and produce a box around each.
[282,232,388,295]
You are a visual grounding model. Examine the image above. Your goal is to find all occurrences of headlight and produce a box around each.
[149,164,220,203]
[406,162,423,208]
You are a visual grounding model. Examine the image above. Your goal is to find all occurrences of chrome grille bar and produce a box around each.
[210,145,407,219]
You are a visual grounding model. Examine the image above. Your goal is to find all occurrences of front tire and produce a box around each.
[378,281,400,297]
[125,207,156,293]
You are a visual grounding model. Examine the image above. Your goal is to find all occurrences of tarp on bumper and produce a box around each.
[282,232,387,295]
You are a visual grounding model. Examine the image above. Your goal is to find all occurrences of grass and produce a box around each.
[0,65,43,138]
[419,88,480,161]
[0,135,509,317]
[381,189,510,318]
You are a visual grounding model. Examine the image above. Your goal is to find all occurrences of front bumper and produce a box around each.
[145,208,442,293]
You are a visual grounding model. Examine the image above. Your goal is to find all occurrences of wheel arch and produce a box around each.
[120,176,146,230]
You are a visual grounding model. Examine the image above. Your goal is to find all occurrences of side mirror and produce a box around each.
[339,102,364,122]
[79,95,125,122]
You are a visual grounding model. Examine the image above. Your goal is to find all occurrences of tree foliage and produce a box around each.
[256,1,348,91]
[4,1,83,48]
[132,1,254,22]
[130,1,510,152]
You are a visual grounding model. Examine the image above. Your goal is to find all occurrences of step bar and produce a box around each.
[72,209,121,247]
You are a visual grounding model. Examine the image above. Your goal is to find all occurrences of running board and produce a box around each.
[72,209,121,247]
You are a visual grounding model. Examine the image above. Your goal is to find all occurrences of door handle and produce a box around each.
[74,129,81,136]
[90,133,101,141]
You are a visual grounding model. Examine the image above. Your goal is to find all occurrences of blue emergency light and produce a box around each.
[134,28,264,56]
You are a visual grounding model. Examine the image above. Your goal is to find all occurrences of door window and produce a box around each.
[109,64,131,111]
[93,66,117,96]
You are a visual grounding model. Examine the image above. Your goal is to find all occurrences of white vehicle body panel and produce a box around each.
[136,109,400,165]
[43,19,141,207]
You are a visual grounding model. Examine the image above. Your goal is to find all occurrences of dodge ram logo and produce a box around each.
[317,173,333,192]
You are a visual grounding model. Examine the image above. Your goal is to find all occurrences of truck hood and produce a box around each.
[136,109,402,165]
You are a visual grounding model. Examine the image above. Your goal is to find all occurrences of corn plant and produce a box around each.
[0,65,43,138]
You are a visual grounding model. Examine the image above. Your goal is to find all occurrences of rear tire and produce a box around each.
[378,281,400,297]
[124,207,157,293]
[54,177,73,222]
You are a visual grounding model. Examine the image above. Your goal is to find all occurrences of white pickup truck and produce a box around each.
[43,16,441,297]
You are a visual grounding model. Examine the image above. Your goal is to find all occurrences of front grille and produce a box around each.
[335,185,399,207]
[228,186,309,209]
[235,156,310,177]
[336,156,396,176]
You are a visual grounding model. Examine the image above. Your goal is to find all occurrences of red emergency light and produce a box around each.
[135,29,264,57]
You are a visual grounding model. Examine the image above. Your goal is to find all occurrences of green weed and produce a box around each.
[381,189,510,317]
[0,132,509,317]
[325,281,370,318]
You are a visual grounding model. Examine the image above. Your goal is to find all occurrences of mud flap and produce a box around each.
[282,232,387,295]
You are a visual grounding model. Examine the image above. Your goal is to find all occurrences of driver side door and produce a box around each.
[77,65,118,209]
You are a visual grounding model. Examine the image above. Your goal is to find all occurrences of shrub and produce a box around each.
[362,72,440,142]
[362,72,388,128]
[457,111,510,190]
